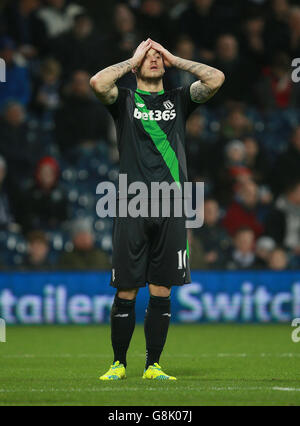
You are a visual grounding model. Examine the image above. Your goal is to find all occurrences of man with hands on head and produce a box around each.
[90,38,224,381]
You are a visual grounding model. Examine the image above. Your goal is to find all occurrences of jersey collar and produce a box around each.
[136,88,165,96]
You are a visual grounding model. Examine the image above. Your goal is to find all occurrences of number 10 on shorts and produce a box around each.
[177,249,187,270]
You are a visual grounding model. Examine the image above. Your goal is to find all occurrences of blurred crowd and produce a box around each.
[0,0,300,271]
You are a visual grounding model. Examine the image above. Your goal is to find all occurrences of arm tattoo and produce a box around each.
[107,59,134,83]
[93,59,133,91]
[91,59,134,104]
[190,82,218,104]
[173,56,224,103]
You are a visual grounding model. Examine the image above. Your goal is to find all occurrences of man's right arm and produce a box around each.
[90,39,152,105]
[90,59,134,105]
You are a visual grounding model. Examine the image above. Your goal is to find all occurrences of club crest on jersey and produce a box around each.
[163,100,174,110]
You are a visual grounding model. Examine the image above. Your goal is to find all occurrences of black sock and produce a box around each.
[111,295,136,368]
[144,295,171,369]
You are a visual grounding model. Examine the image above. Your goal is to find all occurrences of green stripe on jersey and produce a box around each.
[134,92,180,187]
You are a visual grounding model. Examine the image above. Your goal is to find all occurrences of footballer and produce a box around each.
[90,38,224,380]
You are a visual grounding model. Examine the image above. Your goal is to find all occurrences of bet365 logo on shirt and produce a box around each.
[134,100,176,122]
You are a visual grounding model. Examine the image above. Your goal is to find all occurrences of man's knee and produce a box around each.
[117,289,139,300]
[149,284,171,298]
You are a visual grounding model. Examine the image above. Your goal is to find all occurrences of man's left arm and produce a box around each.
[150,40,225,103]
[173,57,225,103]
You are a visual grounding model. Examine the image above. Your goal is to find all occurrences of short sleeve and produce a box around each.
[105,87,129,120]
[177,85,200,119]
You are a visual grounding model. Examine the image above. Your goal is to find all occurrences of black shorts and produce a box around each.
[110,209,191,289]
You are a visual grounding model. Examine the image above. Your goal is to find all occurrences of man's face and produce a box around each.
[217,35,238,62]
[194,0,214,9]
[239,180,258,207]
[48,0,64,9]
[176,39,194,60]
[0,165,6,184]
[74,16,93,39]
[5,104,25,127]
[288,184,300,205]
[0,47,14,64]
[269,249,287,271]
[73,232,94,251]
[292,127,300,151]
[235,230,254,254]
[137,48,165,80]
[29,241,49,264]
[186,114,204,137]
[37,164,57,190]
[72,71,91,97]
[226,145,245,164]
[204,200,219,226]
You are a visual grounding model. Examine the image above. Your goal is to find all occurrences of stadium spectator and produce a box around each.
[222,179,265,238]
[243,136,270,184]
[31,57,61,119]
[214,109,254,201]
[271,126,300,195]
[51,13,107,77]
[220,108,253,143]
[211,34,257,105]
[108,3,141,64]
[17,156,69,232]
[177,0,219,61]
[34,0,84,52]
[0,156,14,230]
[0,36,30,109]
[185,112,213,182]
[0,102,44,191]
[256,52,300,110]
[225,226,256,270]
[22,230,52,270]
[268,246,290,270]
[265,181,300,255]
[263,0,291,62]
[55,70,109,157]
[135,0,172,47]
[240,14,265,69]
[168,36,198,89]
[255,235,276,268]
[214,139,252,205]
[194,199,231,269]
[58,217,111,270]
[289,6,300,57]
[225,140,246,167]
[2,0,41,57]
[188,229,206,270]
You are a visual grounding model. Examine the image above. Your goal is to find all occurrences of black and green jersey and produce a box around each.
[106,85,199,197]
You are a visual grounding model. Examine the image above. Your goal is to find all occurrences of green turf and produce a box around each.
[0,324,300,406]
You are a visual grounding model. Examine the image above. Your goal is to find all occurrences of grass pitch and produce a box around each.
[0,324,300,406]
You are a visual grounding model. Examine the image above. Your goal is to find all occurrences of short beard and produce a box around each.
[140,76,163,84]
[136,70,165,85]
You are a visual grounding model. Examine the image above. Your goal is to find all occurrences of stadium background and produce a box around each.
[0,0,300,325]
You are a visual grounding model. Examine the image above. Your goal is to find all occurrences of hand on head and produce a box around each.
[132,38,152,67]
[150,40,174,67]
[132,38,174,68]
